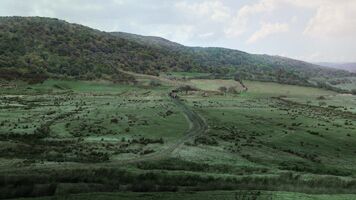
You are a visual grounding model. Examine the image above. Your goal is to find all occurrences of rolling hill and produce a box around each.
[1,16,356,200]
[317,62,356,73]
[0,16,354,89]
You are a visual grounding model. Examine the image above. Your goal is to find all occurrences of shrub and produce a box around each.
[149,80,161,87]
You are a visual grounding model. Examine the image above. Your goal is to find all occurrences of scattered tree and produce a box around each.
[218,86,227,95]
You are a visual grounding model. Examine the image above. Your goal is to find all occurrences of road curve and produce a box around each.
[115,97,208,164]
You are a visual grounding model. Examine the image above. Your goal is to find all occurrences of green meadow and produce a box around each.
[0,75,355,199]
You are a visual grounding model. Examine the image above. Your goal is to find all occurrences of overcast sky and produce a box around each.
[1,0,356,62]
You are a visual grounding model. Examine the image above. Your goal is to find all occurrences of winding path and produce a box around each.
[115,97,208,164]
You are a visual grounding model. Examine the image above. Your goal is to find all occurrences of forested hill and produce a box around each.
[0,16,354,87]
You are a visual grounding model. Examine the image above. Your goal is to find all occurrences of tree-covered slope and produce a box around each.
[0,16,185,79]
[0,16,354,86]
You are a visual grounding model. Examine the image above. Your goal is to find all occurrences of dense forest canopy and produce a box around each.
[0,16,354,87]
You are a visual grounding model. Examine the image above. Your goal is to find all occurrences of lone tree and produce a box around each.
[234,73,247,91]
[149,80,161,87]
[218,86,227,95]
[234,73,241,82]
[352,89,356,95]
[178,85,197,94]
[228,87,239,94]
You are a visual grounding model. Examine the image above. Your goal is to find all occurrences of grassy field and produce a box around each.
[0,76,355,199]
[0,79,188,165]
[188,79,243,92]
[162,72,211,79]
[179,80,355,174]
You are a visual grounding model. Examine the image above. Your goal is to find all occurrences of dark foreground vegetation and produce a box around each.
[2,165,356,199]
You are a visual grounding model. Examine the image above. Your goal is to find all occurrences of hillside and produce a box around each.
[111,32,183,48]
[0,16,354,87]
[1,17,356,200]
[317,62,356,73]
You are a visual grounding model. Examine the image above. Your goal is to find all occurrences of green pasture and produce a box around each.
[1,76,356,199]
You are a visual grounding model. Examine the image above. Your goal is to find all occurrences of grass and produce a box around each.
[244,81,336,97]
[163,72,211,79]
[180,79,356,176]
[0,79,187,163]
[188,79,243,91]
[0,76,356,199]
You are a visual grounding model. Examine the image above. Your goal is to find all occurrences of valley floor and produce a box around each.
[0,74,355,199]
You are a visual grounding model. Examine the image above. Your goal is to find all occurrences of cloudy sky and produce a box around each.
[1,0,356,62]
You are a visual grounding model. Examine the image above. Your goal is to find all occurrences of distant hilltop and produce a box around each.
[316,62,356,73]
[0,16,354,92]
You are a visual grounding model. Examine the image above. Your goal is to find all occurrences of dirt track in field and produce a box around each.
[114,97,208,164]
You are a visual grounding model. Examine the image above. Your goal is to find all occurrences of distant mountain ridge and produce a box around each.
[0,16,354,89]
[316,62,356,73]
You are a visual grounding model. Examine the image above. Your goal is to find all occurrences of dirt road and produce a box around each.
[115,97,208,164]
